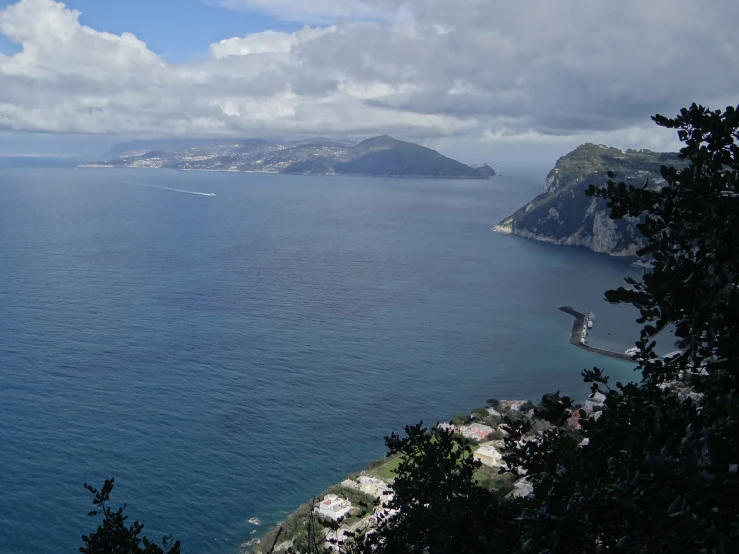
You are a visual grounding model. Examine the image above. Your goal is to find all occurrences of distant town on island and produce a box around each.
[81,135,497,179]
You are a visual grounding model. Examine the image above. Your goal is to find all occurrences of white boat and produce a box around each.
[248,517,261,525]
[587,313,595,328]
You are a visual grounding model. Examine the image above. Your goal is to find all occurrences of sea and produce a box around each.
[0,158,648,553]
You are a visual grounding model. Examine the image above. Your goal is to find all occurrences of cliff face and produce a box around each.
[495,144,686,256]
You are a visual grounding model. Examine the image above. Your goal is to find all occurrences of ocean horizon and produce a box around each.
[1,161,644,553]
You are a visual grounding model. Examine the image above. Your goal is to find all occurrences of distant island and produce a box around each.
[81,135,496,179]
[494,143,687,256]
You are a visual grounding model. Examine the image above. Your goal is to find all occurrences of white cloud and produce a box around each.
[0,0,737,157]
[210,26,336,59]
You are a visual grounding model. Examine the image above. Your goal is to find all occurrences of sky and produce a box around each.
[0,0,737,161]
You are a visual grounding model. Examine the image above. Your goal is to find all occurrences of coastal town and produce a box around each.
[248,396,609,553]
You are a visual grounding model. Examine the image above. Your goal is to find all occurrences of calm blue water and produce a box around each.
[0,162,643,553]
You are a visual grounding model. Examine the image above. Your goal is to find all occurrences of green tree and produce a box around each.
[80,479,180,554]
[486,398,501,408]
[511,104,739,553]
[450,414,470,426]
[471,407,490,421]
[365,424,519,553]
[369,104,739,554]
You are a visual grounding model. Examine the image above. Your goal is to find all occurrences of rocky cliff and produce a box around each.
[495,144,686,256]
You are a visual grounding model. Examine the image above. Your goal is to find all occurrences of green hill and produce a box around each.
[333,135,486,178]
[92,135,491,179]
[495,144,686,256]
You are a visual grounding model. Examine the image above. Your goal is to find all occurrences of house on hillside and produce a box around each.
[474,442,504,468]
[315,494,353,521]
[566,412,582,429]
[358,475,391,499]
[459,423,494,441]
[584,392,606,412]
[368,504,400,528]
[500,400,527,412]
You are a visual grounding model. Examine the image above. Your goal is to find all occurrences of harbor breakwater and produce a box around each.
[559,307,635,362]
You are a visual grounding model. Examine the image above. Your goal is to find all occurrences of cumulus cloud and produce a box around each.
[210,26,336,59]
[0,0,737,154]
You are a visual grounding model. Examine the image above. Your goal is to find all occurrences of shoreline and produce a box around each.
[244,403,526,553]
[76,164,492,180]
[241,306,635,551]
[491,225,641,262]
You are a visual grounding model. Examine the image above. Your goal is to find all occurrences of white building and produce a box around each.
[499,400,527,412]
[459,423,494,441]
[473,442,504,468]
[584,392,606,412]
[315,494,353,521]
[358,475,391,499]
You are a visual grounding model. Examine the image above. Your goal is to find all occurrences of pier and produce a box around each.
[559,307,636,362]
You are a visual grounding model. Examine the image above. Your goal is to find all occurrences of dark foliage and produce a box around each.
[365,424,520,553]
[450,414,471,426]
[368,104,739,554]
[80,479,180,554]
[78,105,738,554]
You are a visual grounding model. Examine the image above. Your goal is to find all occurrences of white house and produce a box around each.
[315,494,353,521]
[500,400,527,412]
[459,423,494,441]
[473,442,504,468]
[584,392,606,412]
[436,422,456,432]
[358,475,391,499]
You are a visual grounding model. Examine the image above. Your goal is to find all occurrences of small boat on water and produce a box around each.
[587,312,595,328]
[248,517,261,525]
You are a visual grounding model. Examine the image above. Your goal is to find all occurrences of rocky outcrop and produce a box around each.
[495,143,686,257]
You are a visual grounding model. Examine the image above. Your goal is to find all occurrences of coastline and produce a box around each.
[76,164,492,180]
[491,225,641,262]
[242,305,637,552]
[244,391,605,553]
[244,402,527,553]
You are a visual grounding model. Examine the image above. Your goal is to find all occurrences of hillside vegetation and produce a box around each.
[496,143,687,256]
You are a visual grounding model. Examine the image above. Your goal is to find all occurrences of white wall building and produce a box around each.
[473,442,504,468]
[460,423,494,441]
[584,391,606,412]
[358,475,391,499]
[315,494,353,521]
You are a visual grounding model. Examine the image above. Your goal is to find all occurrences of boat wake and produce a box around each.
[104,179,216,197]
